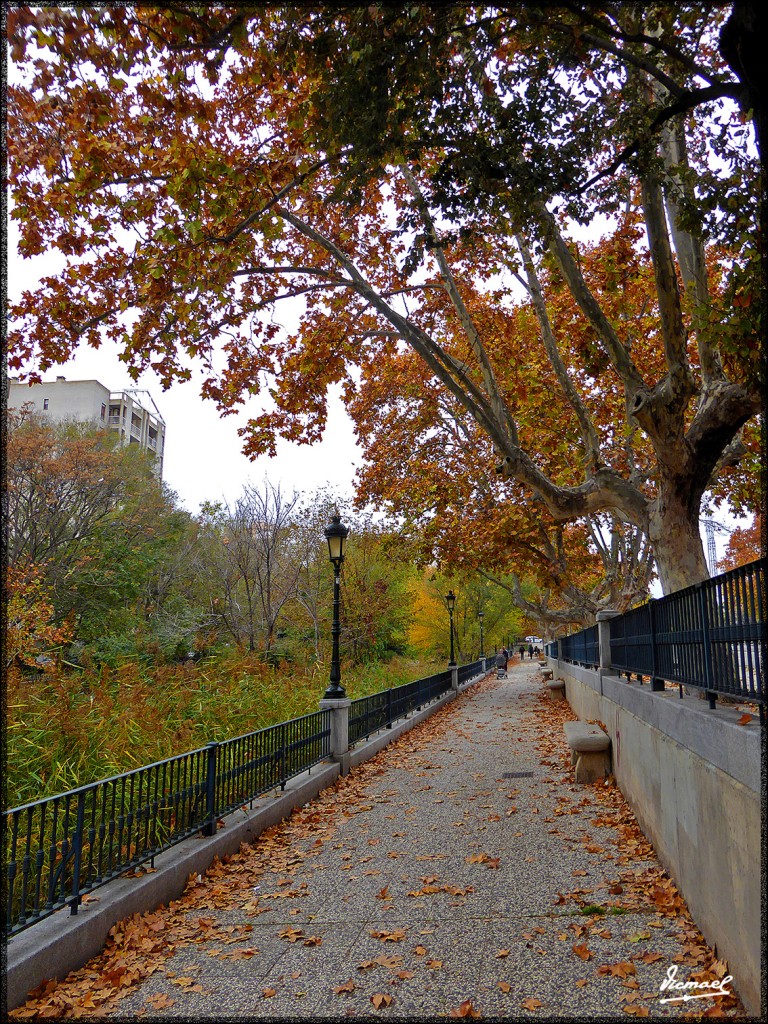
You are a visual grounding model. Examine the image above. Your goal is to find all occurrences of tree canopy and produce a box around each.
[7,4,764,599]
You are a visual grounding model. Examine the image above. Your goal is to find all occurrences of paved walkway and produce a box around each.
[16,660,746,1020]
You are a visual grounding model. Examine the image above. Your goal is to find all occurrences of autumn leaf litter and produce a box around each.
[10,659,746,1020]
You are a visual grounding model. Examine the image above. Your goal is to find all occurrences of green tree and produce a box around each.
[340,520,415,663]
[5,408,202,664]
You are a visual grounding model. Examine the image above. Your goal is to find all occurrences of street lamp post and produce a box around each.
[324,512,349,700]
[478,611,484,660]
[445,590,456,666]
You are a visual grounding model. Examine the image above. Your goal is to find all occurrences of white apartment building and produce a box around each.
[8,376,166,479]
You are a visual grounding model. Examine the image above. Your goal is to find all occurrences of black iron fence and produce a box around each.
[457,658,486,684]
[5,659,489,938]
[348,659,486,745]
[551,558,765,711]
[4,711,331,938]
[559,625,599,669]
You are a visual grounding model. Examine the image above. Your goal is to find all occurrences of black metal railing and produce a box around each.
[348,658,487,746]
[457,658,486,684]
[552,558,765,711]
[610,559,764,707]
[349,669,452,745]
[560,625,599,669]
[4,711,330,938]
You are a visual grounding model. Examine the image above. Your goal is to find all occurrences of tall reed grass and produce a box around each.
[6,653,439,808]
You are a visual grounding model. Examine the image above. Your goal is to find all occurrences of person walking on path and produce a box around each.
[13,661,747,1020]
[528,642,534,659]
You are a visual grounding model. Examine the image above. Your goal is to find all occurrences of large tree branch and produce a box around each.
[578,84,742,193]
[534,202,647,397]
[274,204,505,446]
[515,232,601,469]
[653,95,725,387]
[686,381,762,498]
[205,157,332,245]
[637,170,696,418]
[399,164,519,449]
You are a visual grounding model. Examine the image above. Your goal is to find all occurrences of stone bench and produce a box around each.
[545,678,565,701]
[541,667,554,681]
[563,721,611,783]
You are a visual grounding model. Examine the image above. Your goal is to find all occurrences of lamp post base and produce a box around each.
[323,684,347,700]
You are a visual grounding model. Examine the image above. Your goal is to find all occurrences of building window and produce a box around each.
[101,403,106,420]
[43,398,49,409]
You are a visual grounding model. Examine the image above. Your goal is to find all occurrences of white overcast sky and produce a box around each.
[6,218,362,516]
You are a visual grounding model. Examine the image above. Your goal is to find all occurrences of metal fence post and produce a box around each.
[69,791,86,916]
[697,584,717,709]
[202,742,218,837]
[649,599,665,691]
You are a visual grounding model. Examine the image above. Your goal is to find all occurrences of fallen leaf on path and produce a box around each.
[521,997,542,1010]
[334,980,355,994]
[572,942,594,961]
[449,1000,481,1018]
[374,955,403,969]
[147,993,175,1009]
[371,992,393,1009]
[637,951,665,964]
[370,929,406,942]
[597,962,636,978]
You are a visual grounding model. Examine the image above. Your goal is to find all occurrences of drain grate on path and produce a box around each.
[503,771,534,778]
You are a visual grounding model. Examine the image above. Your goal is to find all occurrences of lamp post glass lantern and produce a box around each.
[445,589,456,666]
[324,513,349,699]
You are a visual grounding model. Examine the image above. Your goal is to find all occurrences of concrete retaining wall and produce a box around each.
[5,677,484,1013]
[552,660,763,1017]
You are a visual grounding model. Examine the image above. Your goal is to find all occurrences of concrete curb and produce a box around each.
[5,675,486,1011]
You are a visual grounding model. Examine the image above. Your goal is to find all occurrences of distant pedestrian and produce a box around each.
[495,649,506,676]
[519,646,525,660]
[501,647,509,670]
[528,644,534,660]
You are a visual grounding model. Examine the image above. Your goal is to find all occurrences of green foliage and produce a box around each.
[5,652,441,808]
